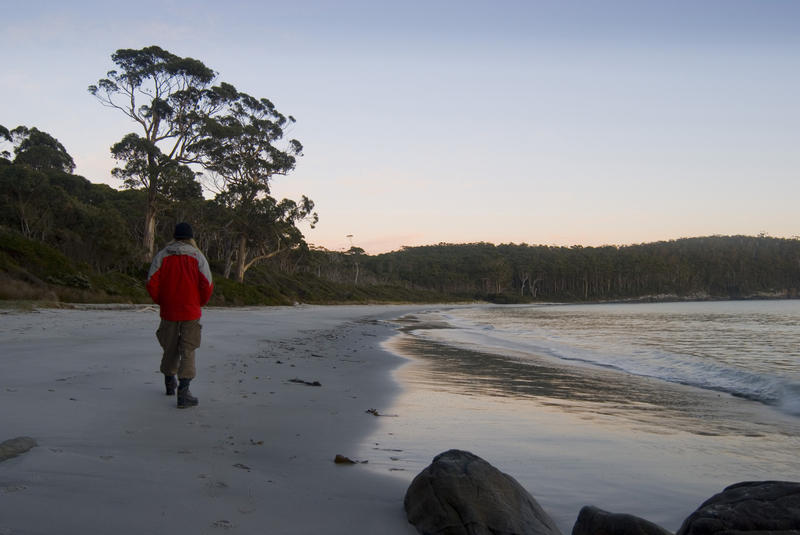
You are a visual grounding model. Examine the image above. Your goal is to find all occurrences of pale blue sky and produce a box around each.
[2,1,799,253]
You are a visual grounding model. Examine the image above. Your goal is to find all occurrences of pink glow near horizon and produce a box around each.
[2,1,798,255]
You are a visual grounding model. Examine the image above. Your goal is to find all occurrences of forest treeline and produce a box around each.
[361,237,800,301]
[2,45,799,306]
[1,152,798,305]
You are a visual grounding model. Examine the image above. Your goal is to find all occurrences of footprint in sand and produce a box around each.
[205,480,229,497]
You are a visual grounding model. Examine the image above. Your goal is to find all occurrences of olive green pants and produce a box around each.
[156,319,202,380]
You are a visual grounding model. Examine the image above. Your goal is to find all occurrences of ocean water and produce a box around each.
[414,300,800,417]
[365,300,800,533]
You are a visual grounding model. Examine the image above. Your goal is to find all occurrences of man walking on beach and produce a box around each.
[146,222,213,409]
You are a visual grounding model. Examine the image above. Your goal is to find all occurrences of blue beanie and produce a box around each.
[174,222,193,239]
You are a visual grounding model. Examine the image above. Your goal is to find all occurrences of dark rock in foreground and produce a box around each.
[0,436,37,462]
[677,481,800,535]
[572,506,673,535]
[404,449,562,535]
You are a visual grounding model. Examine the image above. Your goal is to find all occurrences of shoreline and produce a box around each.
[6,302,797,533]
[0,304,437,535]
[367,307,800,532]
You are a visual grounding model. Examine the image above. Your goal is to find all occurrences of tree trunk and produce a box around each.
[532,277,542,298]
[235,234,247,283]
[223,248,235,279]
[143,205,157,261]
[142,145,162,261]
[520,273,529,296]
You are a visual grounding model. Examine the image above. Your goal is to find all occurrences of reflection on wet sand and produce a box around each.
[390,332,800,439]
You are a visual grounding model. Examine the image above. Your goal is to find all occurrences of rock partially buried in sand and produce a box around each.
[572,506,673,535]
[404,449,562,535]
[0,436,37,462]
[677,481,800,535]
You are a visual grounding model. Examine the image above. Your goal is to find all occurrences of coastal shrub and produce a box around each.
[89,271,149,302]
[0,227,78,280]
[0,273,57,302]
[209,277,293,306]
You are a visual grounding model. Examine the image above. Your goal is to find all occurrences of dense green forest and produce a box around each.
[1,151,798,306]
[2,45,799,307]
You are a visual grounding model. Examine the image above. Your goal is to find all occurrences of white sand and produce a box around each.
[0,304,432,535]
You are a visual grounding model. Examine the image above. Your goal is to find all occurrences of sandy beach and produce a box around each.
[0,304,433,535]
[5,303,799,535]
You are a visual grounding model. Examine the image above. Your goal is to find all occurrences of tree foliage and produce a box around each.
[353,238,800,302]
[3,126,75,173]
[89,45,218,258]
[191,85,316,281]
[0,124,11,161]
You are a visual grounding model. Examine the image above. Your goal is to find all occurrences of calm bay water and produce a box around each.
[416,300,800,417]
[366,300,800,532]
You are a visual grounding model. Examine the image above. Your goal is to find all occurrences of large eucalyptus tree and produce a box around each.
[89,46,219,258]
[192,87,316,282]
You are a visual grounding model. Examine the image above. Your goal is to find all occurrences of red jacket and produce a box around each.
[147,241,213,321]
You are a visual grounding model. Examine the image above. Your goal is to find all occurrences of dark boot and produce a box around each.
[165,375,177,396]
[177,378,198,409]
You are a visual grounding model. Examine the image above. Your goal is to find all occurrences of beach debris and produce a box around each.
[233,463,251,471]
[211,519,233,529]
[334,454,368,465]
[0,484,28,493]
[249,439,264,446]
[0,437,37,462]
[365,408,398,417]
[288,378,322,387]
